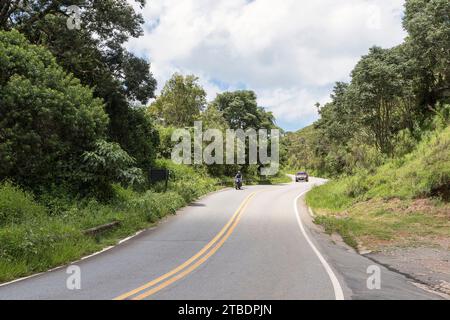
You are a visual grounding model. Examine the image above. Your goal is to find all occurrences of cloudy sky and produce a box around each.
[126,0,407,132]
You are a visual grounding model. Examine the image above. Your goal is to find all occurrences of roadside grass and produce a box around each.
[305,180,354,211]
[311,199,450,251]
[306,125,450,251]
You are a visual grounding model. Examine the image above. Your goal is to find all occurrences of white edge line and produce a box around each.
[0,229,146,288]
[308,207,316,218]
[294,191,345,300]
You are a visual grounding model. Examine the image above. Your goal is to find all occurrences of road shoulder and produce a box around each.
[296,193,445,300]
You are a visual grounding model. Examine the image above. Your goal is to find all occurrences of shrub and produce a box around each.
[80,140,145,198]
[127,191,185,222]
[345,172,369,198]
[0,30,108,190]
[0,182,46,226]
[392,129,417,157]
[112,107,159,171]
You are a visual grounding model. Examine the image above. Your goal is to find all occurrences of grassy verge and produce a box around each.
[306,125,450,251]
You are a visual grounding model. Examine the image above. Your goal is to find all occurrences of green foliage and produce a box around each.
[211,90,276,130]
[351,46,416,154]
[310,197,450,250]
[127,191,185,222]
[0,30,108,189]
[155,125,177,158]
[155,158,219,202]
[315,82,357,147]
[149,73,207,127]
[1,0,157,104]
[0,221,88,277]
[81,140,145,198]
[282,125,318,173]
[282,0,449,178]
[0,1,158,175]
[206,90,277,176]
[392,129,418,157]
[0,182,46,226]
[367,124,450,200]
[314,215,359,248]
[109,107,159,171]
[201,105,229,129]
[308,122,450,211]
[403,0,450,100]
[306,181,354,212]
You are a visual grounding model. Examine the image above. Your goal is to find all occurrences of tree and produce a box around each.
[200,104,229,130]
[281,0,449,177]
[0,30,108,189]
[403,0,450,103]
[81,140,144,199]
[350,46,409,154]
[315,82,357,145]
[0,1,156,104]
[112,107,159,170]
[150,73,207,127]
[209,90,277,176]
[211,90,276,130]
[0,1,158,170]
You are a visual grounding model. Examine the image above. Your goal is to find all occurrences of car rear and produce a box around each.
[295,172,309,182]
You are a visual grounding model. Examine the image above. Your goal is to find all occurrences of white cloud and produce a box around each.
[127,0,406,130]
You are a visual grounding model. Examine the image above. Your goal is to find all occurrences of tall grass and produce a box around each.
[0,182,46,226]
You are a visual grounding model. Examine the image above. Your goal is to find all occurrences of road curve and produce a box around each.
[0,178,440,300]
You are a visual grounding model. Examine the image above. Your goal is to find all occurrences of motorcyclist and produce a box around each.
[235,171,243,189]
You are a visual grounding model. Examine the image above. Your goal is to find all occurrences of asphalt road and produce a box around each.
[0,178,442,300]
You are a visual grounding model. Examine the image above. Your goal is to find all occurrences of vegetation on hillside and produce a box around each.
[284,0,449,178]
[285,0,450,250]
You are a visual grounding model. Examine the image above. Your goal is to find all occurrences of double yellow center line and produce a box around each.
[114,191,258,300]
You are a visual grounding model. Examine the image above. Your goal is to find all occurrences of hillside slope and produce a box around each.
[305,125,450,295]
[306,124,450,248]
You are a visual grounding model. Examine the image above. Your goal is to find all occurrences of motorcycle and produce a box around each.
[235,177,242,190]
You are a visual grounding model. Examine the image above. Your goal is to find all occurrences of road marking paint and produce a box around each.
[0,230,146,289]
[114,191,258,300]
[294,191,345,300]
[308,207,315,218]
[133,193,255,300]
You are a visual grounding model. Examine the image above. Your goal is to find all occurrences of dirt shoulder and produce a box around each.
[311,198,450,297]
[367,246,450,297]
